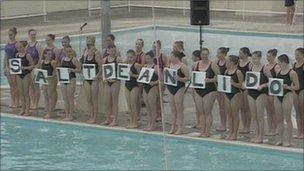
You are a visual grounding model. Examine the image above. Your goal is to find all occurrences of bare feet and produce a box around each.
[253,139,263,144]
[62,116,73,121]
[227,135,237,141]
[275,141,283,146]
[174,129,183,135]
[283,143,292,147]
[87,119,98,124]
[144,127,156,131]
[101,119,111,125]
[200,133,210,138]
[18,111,25,115]
[9,105,18,108]
[294,134,304,139]
[24,112,31,116]
[109,121,117,127]
[44,114,53,119]
[169,127,176,134]
[216,126,227,132]
[239,129,250,134]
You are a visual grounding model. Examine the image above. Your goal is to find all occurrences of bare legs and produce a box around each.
[7,74,19,108]
[143,86,159,131]
[84,80,99,123]
[274,93,293,147]
[266,95,277,135]
[125,87,140,128]
[29,72,40,109]
[248,94,266,143]
[293,90,304,139]
[240,91,251,133]
[169,87,185,135]
[225,93,241,140]
[43,77,57,118]
[286,5,296,25]
[217,92,227,131]
[102,82,121,126]
[61,79,76,121]
[16,74,31,116]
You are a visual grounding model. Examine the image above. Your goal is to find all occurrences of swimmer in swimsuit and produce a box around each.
[274,54,299,147]
[81,35,102,124]
[16,41,34,116]
[124,49,141,128]
[167,51,190,135]
[224,55,244,140]
[192,48,219,137]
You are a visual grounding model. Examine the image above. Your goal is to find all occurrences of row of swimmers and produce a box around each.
[3,27,304,147]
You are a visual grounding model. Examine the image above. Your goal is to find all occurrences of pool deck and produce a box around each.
[1,7,303,44]
[1,85,303,152]
[1,6,303,152]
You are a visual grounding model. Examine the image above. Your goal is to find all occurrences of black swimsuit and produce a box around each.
[143,65,158,94]
[293,63,304,95]
[225,69,241,101]
[238,61,251,91]
[17,53,31,79]
[61,58,76,79]
[41,61,54,76]
[270,63,277,78]
[83,54,99,85]
[167,66,186,95]
[125,63,139,91]
[105,56,119,86]
[247,66,269,100]
[194,62,217,98]
[276,69,292,103]
[217,60,227,75]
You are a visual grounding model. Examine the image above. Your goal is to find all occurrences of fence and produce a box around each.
[1,0,303,21]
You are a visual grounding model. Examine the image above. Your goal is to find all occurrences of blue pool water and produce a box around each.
[0,26,302,85]
[1,116,303,170]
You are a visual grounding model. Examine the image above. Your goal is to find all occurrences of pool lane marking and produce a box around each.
[1,112,303,154]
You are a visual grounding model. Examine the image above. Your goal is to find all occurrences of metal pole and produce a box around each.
[199,25,203,50]
[128,0,131,13]
[183,0,186,16]
[43,0,47,22]
[88,0,91,17]
[101,0,111,49]
[152,1,168,170]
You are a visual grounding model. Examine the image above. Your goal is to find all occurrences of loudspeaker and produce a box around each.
[190,0,210,25]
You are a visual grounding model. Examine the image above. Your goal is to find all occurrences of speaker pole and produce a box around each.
[199,24,203,51]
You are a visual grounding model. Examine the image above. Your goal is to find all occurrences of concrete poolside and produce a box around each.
[1,84,303,151]
[1,7,303,44]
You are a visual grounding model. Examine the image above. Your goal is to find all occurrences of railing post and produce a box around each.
[43,0,47,22]
[88,0,91,17]
[128,0,131,13]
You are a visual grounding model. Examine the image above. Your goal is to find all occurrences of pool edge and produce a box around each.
[1,112,303,154]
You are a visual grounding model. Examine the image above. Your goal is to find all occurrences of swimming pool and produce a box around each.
[1,115,303,170]
[0,25,302,86]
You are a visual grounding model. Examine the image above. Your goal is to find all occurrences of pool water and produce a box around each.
[1,116,303,170]
[0,26,302,86]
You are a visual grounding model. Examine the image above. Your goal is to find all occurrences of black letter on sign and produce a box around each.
[10,59,21,73]
[118,64,129,79]
[84,64,95,79]
[165,70,176,85]
[36,71,47,84]
[223,76,226,91]
[104,65,114,79]
[58,69,69,82]
[270,80,282,95]
[192,72,204,87]
[138,69,150,82]
[246,73,258,88]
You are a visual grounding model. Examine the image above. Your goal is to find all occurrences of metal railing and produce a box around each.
[1,0,303,22]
